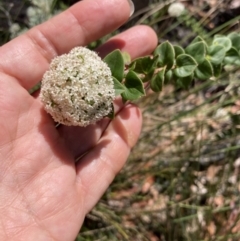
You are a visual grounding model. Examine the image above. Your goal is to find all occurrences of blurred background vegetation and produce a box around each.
[1,0,240,240]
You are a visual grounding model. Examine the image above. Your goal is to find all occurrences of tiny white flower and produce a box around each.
[40,47,115,127]
[9,23,21,34]
[168,2,185,17]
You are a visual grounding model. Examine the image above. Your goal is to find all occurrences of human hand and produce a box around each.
[0,0,157,240]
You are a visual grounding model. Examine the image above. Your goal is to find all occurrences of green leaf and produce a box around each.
[121,71,145,101]
[191,36,208,50]
[142,69,159,83]
[130,55,158,75]
[112,77,126,96]
[154,41,175,69]
[191,36,205,44]
[224,47,240,65]
[228,32,240,50]
[177,74,194,89]
[174,54,198,78]
[195,59,213,80]
[212,64,222,78]
[150,68,165,92]
[165,70,173,83]
[174,45,185,58]
[214,34,224,39]
[207,45,226,65]
[129,61,136,71]
[104,49,124,82]
[213,36,232,51]
[121,52,131,65]
[185,41,206,64]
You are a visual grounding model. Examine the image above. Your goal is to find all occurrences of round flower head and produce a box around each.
[168,2,185,17]
[40,47,115,127]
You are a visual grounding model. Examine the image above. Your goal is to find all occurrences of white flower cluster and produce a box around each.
[168,2,185,17]
[40,47,115,127]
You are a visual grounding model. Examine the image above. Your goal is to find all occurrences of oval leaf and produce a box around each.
[112,77,126,96]
[165,70,173,83]
[207,45,226,65]
[131,55,158,75]
[195,59,213,80]
[228,32,240,50]
[191,36,205,44]
[177,74,194,89]
[104,49,124,82]
[213,36,232,51]
[154,41,175,69]
[224,47,240,65]
[121,71,145,101]
[212,64,222,78]
[150,68,165,92]
[174,54,198,78]
[185,41,206,64]
[174,45,185,58]
[191,36,208,51]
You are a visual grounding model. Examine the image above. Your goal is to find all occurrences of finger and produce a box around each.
[58,25,158,158]
[97,25,158,59]
[0,0,131,90]
[76,104,142,213]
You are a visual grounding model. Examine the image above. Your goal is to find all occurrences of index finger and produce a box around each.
[0,0,131,90]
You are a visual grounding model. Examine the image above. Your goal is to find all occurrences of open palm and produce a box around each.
[0,0,157,240]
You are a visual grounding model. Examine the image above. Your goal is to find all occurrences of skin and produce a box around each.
[0,0,158,240]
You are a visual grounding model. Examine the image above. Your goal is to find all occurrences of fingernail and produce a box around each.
[127,0,135,17]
